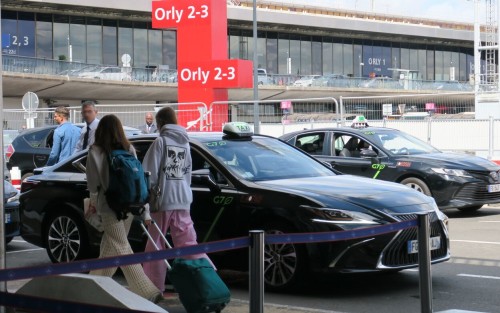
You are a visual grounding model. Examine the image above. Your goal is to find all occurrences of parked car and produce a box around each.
[257,68,269,85]
[360,77,402,89]
[432,80,473,91]
[292,75,321,87]
[6,124,141,179]
[4,179,20,243]
[280,126,500,212]
[3,130,20,181]
[165,70,178,83]
[78,66,130,81]
[312,74,349,87]
[4,130,21,154]
[19,122,449,291]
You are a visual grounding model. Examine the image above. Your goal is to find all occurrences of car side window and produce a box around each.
[191,149,228,185]
[335,134,377,158]
[45,130,54,148]
[335,134,360,157]
[294,133,325,155]
[22,129,51,148]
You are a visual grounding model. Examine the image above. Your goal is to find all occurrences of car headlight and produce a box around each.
[431,200,449,229]
[312,208,381,225]
[431,168,471,177]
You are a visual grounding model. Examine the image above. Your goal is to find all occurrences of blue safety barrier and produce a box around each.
[0,237,250,282]
[0,219,418,312]
[0,220,415,282]
[266,219,417,244]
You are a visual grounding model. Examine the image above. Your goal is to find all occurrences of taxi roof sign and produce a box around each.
[223,122,254,138]
[351,115,369,128]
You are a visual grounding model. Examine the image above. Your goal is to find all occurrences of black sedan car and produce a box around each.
[280,126,500,212]
[6,124,141,180]
[4,179,21,243]
[19,123,449,291]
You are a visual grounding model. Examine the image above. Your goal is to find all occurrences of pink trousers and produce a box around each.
[143,210,215,291]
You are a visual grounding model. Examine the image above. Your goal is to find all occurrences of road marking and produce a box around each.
[6,248,44,254]
[451,240,500,245]
[232,299,346,313]
[450,257,500,267]
[458,273,500,280]
[11,239,27,243]
[478,221,500,223]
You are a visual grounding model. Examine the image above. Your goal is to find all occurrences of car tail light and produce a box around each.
[20,179,40,193]
[5,144,14,162]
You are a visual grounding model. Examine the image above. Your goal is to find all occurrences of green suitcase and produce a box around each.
[168,258,231,313]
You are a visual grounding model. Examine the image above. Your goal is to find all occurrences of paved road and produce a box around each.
[4,206,500,313]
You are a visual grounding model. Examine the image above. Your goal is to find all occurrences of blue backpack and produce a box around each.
[105,149,149,220]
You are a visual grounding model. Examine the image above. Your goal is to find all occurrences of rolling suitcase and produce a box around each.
[141,220,231,313]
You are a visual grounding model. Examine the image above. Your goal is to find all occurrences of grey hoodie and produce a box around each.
[142,124,193,212]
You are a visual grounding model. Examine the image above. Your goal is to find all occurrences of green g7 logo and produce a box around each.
[371,164,385,179]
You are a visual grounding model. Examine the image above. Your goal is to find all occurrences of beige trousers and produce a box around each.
[89,211,160,300]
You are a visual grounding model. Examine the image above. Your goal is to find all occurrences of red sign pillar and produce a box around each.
[152,0,252,131]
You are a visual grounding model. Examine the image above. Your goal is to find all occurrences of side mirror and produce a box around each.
[359,149,380,165]
[191,168,221,193]
[359,149,377,158]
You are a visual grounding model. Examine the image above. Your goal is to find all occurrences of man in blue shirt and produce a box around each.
[46,106,81,166]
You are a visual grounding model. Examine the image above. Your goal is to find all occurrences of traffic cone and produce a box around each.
[10,167,21,190]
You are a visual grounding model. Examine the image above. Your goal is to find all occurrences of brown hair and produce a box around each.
[156,107,177,129]
[93,114,130,155]
[54,106,70,119]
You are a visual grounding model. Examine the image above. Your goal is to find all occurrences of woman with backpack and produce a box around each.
[86,114,164,304]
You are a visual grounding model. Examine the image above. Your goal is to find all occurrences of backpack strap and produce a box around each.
[155,136,168,193]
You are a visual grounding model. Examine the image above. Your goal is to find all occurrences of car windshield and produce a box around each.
[368,130,440,155]
[204,137,335,181]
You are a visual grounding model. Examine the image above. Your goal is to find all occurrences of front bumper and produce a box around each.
[317,212,450,272]
[429,170,500,209]
[377,212,450,269]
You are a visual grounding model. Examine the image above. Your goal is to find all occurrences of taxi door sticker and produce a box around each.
[372,164,385,179]
[203,195,234,242]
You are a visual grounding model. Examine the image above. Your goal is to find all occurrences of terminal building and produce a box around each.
[0,0,481,122]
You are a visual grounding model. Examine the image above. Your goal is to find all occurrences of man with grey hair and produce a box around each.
[74,101,100,153]
[47,106,80,166]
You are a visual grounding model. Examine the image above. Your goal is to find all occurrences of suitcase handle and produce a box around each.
[140,221,171,269]
[151,220,173,250]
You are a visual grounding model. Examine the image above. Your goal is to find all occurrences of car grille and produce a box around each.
[454,183,500,202]
[380,212,448,268]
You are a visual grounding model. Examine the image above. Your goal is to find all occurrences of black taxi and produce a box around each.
[280,125,500,212]
[19,122,449,291]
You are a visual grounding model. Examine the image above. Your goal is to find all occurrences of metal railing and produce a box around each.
[2,55,478,92]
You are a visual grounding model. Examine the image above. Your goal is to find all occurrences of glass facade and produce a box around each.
[1,9,477,82]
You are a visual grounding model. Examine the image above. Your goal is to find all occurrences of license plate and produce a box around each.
[5,213,11,224]
[487,184,500,193]
[407,236,441,254]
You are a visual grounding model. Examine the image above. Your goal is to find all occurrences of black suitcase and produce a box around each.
[141,221,231,313]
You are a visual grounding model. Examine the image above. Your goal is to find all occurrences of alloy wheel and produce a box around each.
[264,229,298,289]
[47,215,82,263]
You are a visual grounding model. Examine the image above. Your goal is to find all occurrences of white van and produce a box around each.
[257,68,269,85]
